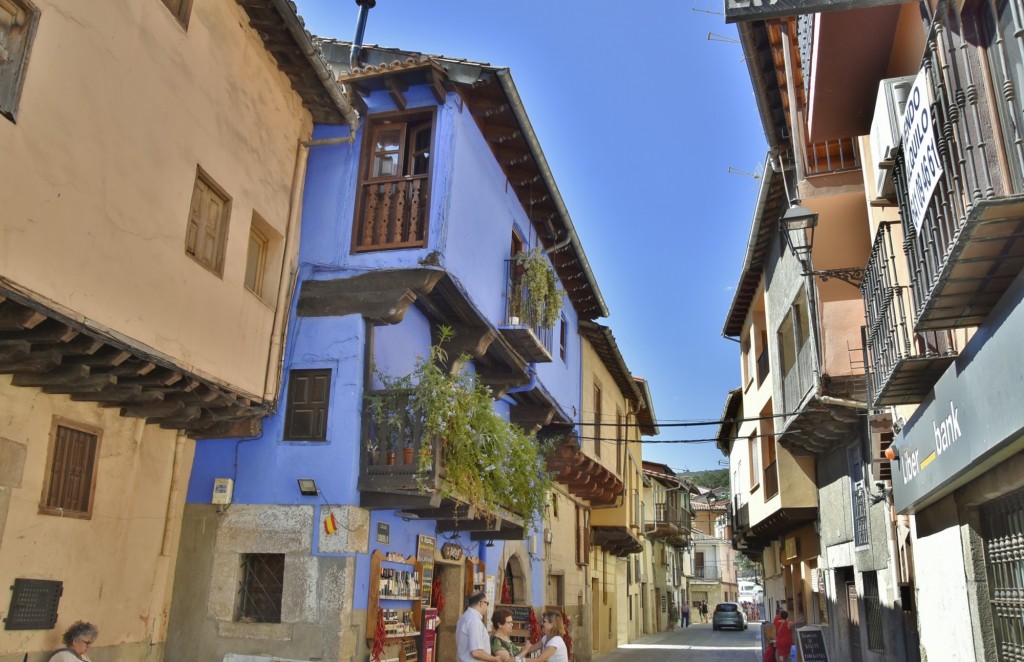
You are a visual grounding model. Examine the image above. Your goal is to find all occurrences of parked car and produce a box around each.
[712,602,748,631]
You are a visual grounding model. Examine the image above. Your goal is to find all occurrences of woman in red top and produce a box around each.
[774,610,793,662]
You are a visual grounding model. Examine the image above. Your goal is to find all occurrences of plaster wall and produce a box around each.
[0,377,192,660]
[545,489,589,659]
[579,339,629,495]
[0,0,313,396]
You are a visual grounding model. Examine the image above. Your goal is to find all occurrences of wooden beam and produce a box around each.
[0,306,47,331]
[122,400,184,419]
[0,350,62,374]
[426,69,448,104]
[41,374,118,394]
[10,365,90,387]
[384,77,408,110]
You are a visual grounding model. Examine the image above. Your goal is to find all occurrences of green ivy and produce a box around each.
[512,248,563,330]
[370,327,552,529]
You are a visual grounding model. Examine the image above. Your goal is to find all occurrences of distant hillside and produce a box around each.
[685,468,729,490]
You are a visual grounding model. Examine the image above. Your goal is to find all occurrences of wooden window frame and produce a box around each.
[0,0,41,123]
[160,0,193,28]
[283,368,332,441]
[185,166,231,276]
[244,221,269,298]
[39,417,102,519]
[351,108,436,253]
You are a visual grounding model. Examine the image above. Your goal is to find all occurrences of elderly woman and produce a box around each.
[490,608,522,661]
[49,621,97,662]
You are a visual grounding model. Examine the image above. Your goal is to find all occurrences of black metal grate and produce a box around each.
[4,579,63,630]
[982,488,1024,662]
[237,553,284,623]
[863,571,885,652]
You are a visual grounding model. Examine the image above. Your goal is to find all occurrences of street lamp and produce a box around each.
[780,203,865,288]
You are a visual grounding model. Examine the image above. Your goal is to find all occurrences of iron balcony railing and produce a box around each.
[782,340,814,427]
[655,502,684,528]
[692,565,722,581]
[504,259,554,352]
[763,461,779,500]
[756,347,770,386]
[862,222,960,405]
[892,4,1024,329]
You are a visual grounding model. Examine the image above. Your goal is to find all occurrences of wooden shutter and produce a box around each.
[284,369,331,440]
[43,424,98,516]
[185,169,230,274]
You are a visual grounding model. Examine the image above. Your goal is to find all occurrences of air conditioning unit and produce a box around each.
[869,75,916,201]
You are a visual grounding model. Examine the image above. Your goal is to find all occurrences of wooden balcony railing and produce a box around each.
[862,222,960,405]
[655,502,684,528]
[361,389,440,495]
[353,176,429,252]
[693,565,722,580]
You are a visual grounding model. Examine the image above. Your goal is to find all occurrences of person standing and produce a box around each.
[668,602,678,630]
[517,610,569,662]
[681,601,691,628]
[456,591,501,662]
[700,600,709,623]
[775,610,793,662]
[490,608,522,661]
[49,621,98,661]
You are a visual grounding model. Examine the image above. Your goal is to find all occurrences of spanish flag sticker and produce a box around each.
[324,512,338,535]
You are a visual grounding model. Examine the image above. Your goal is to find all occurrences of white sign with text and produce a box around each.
[901,69,944,233]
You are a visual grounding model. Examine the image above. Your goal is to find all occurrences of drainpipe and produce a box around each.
[506,365,538,394]
[349,0,376,71]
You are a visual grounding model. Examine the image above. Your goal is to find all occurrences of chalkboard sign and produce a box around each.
[502,604,533,623]
[797,626,830,662]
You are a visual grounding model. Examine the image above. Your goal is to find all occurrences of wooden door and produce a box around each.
[847,581,862,661]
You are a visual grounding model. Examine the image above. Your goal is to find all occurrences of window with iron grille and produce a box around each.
[284,369,331,441]
[40,421,101,519]
[863,571,885,652]
[981,487,1024,661]
[237,553,285,623]
[853,480,869,547]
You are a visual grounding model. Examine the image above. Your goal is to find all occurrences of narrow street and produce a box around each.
[596,621,764,662]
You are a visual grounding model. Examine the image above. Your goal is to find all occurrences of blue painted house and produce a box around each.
[166,36,609,662]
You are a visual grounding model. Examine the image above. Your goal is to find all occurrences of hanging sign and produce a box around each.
[901,68,944,234]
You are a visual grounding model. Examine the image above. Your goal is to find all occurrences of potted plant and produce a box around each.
[512,248,562,329]
[368,327,552,526]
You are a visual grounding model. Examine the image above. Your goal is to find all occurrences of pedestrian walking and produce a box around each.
[681,601,690,628]
[775,610,793,662]
[699,600,709,623]
[667,602,678,630]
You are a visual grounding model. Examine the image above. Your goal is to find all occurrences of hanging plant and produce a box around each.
[369,327,552,528]
[513,248,562,330]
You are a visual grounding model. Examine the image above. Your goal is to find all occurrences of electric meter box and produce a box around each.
[212,478,234,505]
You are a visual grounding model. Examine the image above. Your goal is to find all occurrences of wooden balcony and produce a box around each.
[545,439,623,507]
[353,176,429,252]
[892,6,1024,331]
[863,223,960,405]
[592,525,643,557]
[358,389,525,540]
[648,502,689,547]
[0,290,266,438]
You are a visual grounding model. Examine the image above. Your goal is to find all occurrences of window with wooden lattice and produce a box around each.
[39,419,101,519]
[184,167,231,276]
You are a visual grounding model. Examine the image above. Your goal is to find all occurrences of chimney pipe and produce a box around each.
[350,0,375,70]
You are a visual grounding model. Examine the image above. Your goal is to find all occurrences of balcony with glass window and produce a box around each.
[863,222,962,405]
[647,501,689,547]
[591,486,643,556]
[889,5,1024,332]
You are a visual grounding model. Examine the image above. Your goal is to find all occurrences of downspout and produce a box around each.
[263,139,309,401]
[506,365,538,394]
[349,0,375,71]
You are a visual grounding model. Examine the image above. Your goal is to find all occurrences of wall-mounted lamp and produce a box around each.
[485,540,495,548]
[781,203,865,288]
[297,478,319,497]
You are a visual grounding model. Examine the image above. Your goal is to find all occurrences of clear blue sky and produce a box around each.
[293,0,769,472]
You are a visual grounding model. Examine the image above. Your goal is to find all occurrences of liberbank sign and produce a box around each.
[725,0,908,23]
[891,270,1024,514]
